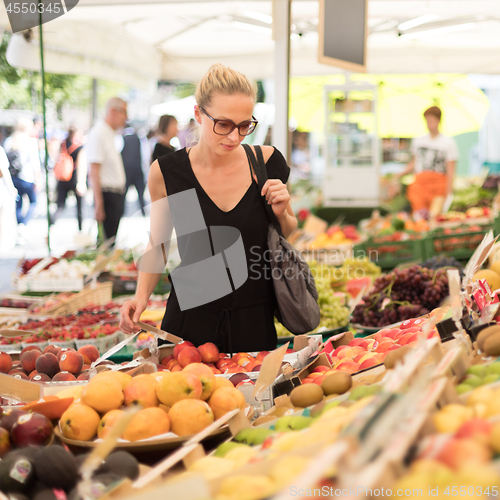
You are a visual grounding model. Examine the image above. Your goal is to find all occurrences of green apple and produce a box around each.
[463,375,484,388]
[456,384,473,394]
[466,364,488,378]
[214,441,248,457]
[486,362,500,375]
[483,374,500,386]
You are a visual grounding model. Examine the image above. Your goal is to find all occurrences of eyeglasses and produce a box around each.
[199,107,258,136]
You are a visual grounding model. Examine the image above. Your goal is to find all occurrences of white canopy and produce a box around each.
[2,0,500,85]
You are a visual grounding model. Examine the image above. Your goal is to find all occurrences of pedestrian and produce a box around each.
[86,97,128,243]
[398,106,459,218]
[121,126,146,217]
[151,115,178,162]
[0,146,19,250]
[178,118,198,149]
[120,64,297,352]
[3,117,42,243]
[52,127,87,231]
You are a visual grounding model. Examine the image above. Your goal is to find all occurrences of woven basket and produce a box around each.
[50,282,113,316]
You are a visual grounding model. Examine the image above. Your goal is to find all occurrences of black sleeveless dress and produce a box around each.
[157,147,290,353]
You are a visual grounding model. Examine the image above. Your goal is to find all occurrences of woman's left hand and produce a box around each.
[261,179,290,219]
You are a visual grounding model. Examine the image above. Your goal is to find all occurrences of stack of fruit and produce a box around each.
[307,225,360,250]
[456,361,500,394]
[160,341,268,374]
[58,363,247,441]
[0,344,101,382]
[351,265,449,327]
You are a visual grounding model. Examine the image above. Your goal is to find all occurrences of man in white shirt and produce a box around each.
[86,97,128,242]
[398,106,459,216]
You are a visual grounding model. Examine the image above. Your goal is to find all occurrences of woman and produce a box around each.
[151,115,178,162]
[3,118,42,242]
[120,64,297,352]
[0,146,18,251]
[52,127,87,231]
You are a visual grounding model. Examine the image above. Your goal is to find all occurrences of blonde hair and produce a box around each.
[195,64,257,108]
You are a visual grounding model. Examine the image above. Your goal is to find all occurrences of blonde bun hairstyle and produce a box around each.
[195,64,257,108]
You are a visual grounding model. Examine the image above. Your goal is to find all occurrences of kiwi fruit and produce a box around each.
[290,384,324,408]
[321,372,352,395]
[483,333,500,357]
[384,346,412,369]
[477,326,500,352]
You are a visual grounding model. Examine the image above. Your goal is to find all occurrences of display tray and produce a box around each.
[351,320,403,336]
[54,424,230,453]
[276,324,349,343]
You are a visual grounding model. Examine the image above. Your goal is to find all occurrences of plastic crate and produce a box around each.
[353,236,426,270]
[423,226,491,261]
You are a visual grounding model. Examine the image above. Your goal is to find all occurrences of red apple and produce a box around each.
[251,364,262,372]
[455,419,492,446]
[177,347,202,368]
[11,412,53,447]
[255,351,269,362]
[160,354,175,367]
[229,373,251,387]
[332,345,349,357]
[312,366,329,373]
[375,342,394,353]
[198,342,220,364]
[359,358,380,371]
[348,338,366,347]
[0,409,29,432]
[173,341,194,360]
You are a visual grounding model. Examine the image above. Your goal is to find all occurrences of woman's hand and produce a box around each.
[119,298,148,335]
[261,179,291,219]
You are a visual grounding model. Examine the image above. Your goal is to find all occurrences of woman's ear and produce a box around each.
[194,106,202,125]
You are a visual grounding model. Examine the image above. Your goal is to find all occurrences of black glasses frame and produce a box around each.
[199,107,258,136]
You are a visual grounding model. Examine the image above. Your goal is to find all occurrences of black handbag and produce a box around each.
[243,144,321,334]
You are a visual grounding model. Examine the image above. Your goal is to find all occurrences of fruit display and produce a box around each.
[57,366,247,442]
[456,361,500,394]
[327,257,382,291]
[351,265,449,327]
[306,225,360,249]
[421,254,464,276]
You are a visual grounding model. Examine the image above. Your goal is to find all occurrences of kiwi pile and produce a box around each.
[477,326,500,357]
[0,446,140,500]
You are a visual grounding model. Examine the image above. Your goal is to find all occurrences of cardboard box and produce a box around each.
[0,373,42,403]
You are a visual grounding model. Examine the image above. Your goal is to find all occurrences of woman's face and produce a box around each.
[195,93,255,155]
[167,119,178,137]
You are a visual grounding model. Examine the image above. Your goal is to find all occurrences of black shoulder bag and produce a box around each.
[242,144,320,334]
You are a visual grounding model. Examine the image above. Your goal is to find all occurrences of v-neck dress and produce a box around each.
[157,147,290,353]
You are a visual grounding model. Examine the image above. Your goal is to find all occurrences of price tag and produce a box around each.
[252,343,289,400]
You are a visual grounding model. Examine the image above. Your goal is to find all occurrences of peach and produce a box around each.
[81,377,124,413]
[160,354,175,367]
[0,352,12,374]
[59,351,84,374]
[183,363,216,400]
[123,407,170,442]
[77,371,90,381]
[214,377,234,391]
[435,438,491,470]
[177,347,202,368]
[359,339,376,350]
[156,371,203,407]
[337,361,360,374]
[8,369,27,377]
[123,374,159,408]
[20,350,42,373]
[208,387,246,420]
[173,341,194,360]
[97,409,124,439]
[359,358,380,371]
[35,353,59,378]
[169,399,213,436]
[255,351,269,362]
[52,371,77,382]
[60,404,100,441]
[43,345,60,356]
[375,342,394,353]
[20,345,42,356]
[57,348,76,361]
[78,345,100,365]
[93,370,132,390]
[216,359,235,370]
[332,345,349,357]
[165,359,179,371]
[171,364,182,372]
[312,366,329,373]
[12,372,29,380]
[198,342,220,364]
[30,373,51,382]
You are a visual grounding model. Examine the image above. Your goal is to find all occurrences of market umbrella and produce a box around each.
[290,74,489,138]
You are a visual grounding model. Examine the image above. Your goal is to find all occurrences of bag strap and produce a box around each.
[242,144,284,237]
[65,141,79,156]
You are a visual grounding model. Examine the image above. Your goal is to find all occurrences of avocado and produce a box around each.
[0,448,39,493]
[67,473,123,500]
[34,445,78,492]
[97,451,139,481]
[32,489,57,500]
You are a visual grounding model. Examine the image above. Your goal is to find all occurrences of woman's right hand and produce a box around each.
[119,298,148,335]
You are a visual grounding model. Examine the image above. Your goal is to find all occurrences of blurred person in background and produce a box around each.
[0,146,19,250]
[86,97,127,242]
[52,127,87,231]
[121,125,146,216]
[151,114,178,162]
[178,118,198,149]
[3,117,42,243]
[398,106,458,218]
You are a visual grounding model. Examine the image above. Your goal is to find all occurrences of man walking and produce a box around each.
[87,97,128,242]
